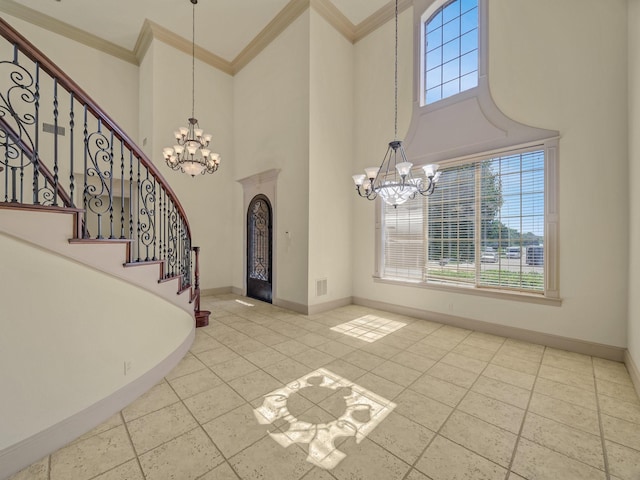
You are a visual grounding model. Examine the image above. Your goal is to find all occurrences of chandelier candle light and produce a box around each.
[352,0,440,206]
[163,0,221,177]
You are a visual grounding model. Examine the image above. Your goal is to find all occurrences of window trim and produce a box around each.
[374,138,560,302]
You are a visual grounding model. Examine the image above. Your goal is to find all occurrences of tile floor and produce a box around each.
[10,294,640,480]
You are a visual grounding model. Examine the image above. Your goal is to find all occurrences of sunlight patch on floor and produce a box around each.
[330,315,406,342]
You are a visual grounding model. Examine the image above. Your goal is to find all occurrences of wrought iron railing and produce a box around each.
[0,18,196,299]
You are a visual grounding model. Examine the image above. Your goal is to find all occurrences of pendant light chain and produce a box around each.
[191,0,196,119]
[394,0,398,140]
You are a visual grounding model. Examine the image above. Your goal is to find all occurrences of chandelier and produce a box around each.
[162,0,220,177]
[352,0,440,206]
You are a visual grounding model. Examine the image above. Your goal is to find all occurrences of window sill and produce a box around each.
[373,276,562,307]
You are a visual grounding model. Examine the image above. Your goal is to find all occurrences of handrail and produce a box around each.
[0,16,191,240]
[0,17,198,298]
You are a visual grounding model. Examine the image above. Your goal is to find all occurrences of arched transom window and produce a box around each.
[423,0,479,105]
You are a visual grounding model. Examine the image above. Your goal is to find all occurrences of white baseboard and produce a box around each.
[353,296,625,362]
[625,350,640,398]
[0,328,194,480]
[274,297,309,314]
[308,297,353,316]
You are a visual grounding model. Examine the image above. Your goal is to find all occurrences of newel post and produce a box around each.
[192,246,210,328]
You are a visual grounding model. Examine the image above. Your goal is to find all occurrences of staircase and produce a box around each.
[0,17,208,479]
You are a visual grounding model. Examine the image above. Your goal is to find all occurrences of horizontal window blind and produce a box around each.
[381,149,545,293]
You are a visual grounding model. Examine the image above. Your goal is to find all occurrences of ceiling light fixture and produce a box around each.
[163,0,221,177]
[352,0,440,206]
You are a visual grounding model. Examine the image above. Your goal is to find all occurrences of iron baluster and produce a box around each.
[108,130,114,239]
[136,155,141,261]
[10,166,17,203]
[152,177,157,260]
[19,150,23,203]
[120,142,125,239]
[32,61,39,204]
[82,105,88,238]
[69,92,74,207]
[52,78,58,206]
[128,150,133,241]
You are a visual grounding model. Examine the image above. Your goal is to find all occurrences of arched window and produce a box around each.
[423,0,478,105]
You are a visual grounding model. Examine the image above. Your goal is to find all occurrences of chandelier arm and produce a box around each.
[191,0,196,120]
[394,0,398,140]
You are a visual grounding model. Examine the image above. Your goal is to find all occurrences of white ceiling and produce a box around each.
[10,0,392,62]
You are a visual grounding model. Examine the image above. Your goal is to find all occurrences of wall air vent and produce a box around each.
[316,278,327,297]
[43,123,65,136]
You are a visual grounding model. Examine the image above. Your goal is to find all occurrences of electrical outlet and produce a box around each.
[124,360,132,375]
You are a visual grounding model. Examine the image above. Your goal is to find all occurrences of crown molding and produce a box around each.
[354,0,413,41]
[310,0,355,43]
[137,20,233,75]
[0,0,137,64]
[231,0,310,74]
[0,0,415,75]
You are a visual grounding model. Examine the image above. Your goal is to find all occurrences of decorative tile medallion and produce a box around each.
[253,368,396,469]
[330,315,407,342]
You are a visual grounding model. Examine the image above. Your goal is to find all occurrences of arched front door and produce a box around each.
[247,194,273,303]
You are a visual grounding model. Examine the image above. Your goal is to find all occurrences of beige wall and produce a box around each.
[352,1,629,347]
[628,0,640,365]
[308,11,354,306]
[232,12,311,307]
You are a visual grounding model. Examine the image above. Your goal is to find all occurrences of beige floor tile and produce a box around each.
[228,369,283,402]
[537,364,595,391]
[606,440,640,480]
[419,334,462,351]
[73,413,123,444]
[416,435,506,480]
[183,383,246,424]
[229,435,312,480]
[292,348,335,369]
[405,468,434,480]
[391,350,437,372]
[331,438,411,480]
[195,345,238,367]
[441,410,517,467]
[410,373,468,407]
[395,389,453,431]
[127,402,197,455]
[593,358,631,385]
[497,342,544,364]
[508,474,527,480]
[165,353,207,380]
[597,378,640,404]
[471,375,530,409]
[461,331,506,351]
[254,332,289,346]
[314,340,356,358]
[528,393,600,435]
[360,342,402,360]
[198,461,242,480]
[168,368,224,399]
[452,342,496,362]
[371,360,422,387]
[534,376,597,411]
[542,351,593,376]
[482,364,535,390]
[458,391,525,434]
[190,332,224,354]
[602,414,640,450]
[341,349,387,371]
[521,412,604,469]
[263,358,314,383]
[323,358,368,381]
[428,361,479,389]
[92,460,144,480]
[599,395,640,423]
[352,372,404,400]
[50,425,135,480]
[273,339,309,356]
[297,332,331,347]
[228,338,268,356]
[122,382,180,422]
[301,467,341,480]
[368,411,435,464]
[138,427,222,480]
[407,343,449,361]
[210,356,259,382]
[511,439,605,480]
[7,456,48,480]
[441,351,488,374]
[202,403,270,458]
[491,352,540,376]
[378,334,416,351]
[243,346,288,368]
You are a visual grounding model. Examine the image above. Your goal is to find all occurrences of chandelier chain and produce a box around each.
[394,0,398,140]
[191,0,195,119]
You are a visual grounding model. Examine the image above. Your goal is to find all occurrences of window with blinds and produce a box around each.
[382,149,545,294]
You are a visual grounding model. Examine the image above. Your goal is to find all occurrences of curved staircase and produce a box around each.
[0,17,208,479]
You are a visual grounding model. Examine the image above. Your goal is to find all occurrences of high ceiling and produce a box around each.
[5,0,392,62]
